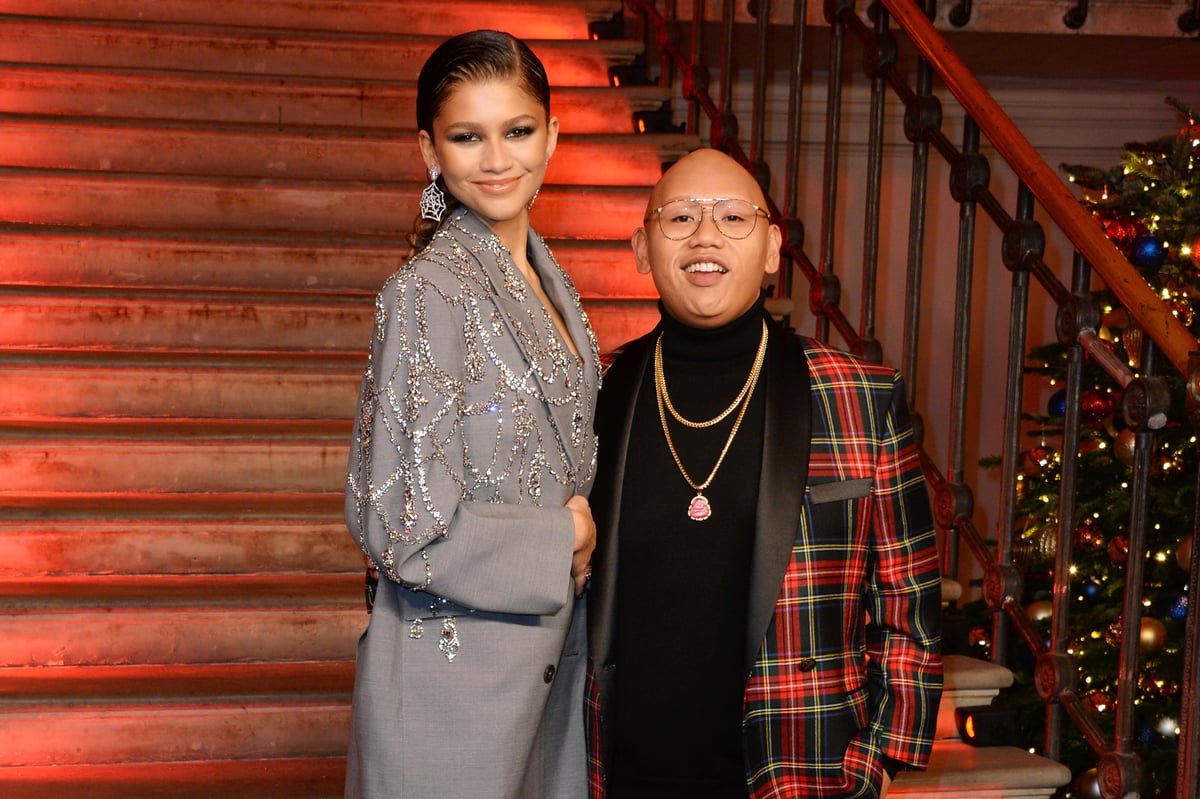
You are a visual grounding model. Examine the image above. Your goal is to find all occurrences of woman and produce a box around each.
[344,30,600,799]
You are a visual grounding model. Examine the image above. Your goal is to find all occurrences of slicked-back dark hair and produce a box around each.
[411,30,552,251]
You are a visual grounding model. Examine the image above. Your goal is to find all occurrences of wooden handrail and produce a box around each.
[883,0,1199,377]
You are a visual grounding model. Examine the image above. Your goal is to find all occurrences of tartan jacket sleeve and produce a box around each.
[744,336,942,799]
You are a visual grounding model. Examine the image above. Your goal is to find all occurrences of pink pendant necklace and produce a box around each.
[653,323,767,521]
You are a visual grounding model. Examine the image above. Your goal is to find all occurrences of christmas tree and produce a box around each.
[976,96,1199,798]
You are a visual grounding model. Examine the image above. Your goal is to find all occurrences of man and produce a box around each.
[587,148,942,799]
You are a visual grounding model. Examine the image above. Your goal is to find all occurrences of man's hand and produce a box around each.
[879,768,893,799]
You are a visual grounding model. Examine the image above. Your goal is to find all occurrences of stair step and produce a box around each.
[0,0,622,37]
[937,654,1015,740]
[0,116,689,185]
[0,757,347,799]
[0,226,405,293]
[0,661,355,703]
[891,742,1072,799]
[0,700,351,767]
[0,290,373,352]
[0,420,351,495]
[0,20,641,86]
[0,287,654,356]
[0,169,648,239]
[0,225,659,299]
[0,351,363,420]
[0,490,344,519]
[0,569,360,606]
[0,517,361,576]
[0,65,671,134]
[0,574,363,665]
[936,652,1012,739]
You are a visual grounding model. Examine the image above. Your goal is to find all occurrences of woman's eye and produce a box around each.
[449,132,480,143]
[507,126,535,138]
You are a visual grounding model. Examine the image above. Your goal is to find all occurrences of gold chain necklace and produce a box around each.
[654,321,767,521]
[655,320,769,428]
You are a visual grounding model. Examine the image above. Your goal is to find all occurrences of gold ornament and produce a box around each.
[1140,617,1167,653]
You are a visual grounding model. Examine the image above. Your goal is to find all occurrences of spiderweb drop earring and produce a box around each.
[420,166,446,222]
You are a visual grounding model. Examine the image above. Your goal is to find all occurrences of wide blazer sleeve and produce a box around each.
[345,213,598,617]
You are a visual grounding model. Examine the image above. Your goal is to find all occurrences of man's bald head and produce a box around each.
[632,148,782,330]
[645,149,769,217]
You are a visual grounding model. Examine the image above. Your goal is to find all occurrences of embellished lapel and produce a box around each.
[527,229,602,415]
[745,324,810,668]
[445,210,597,478]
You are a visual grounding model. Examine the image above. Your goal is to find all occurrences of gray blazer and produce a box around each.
[344,208,600,798]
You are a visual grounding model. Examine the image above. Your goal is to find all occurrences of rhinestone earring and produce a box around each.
[420,166,446,222]
[527,188,540,211]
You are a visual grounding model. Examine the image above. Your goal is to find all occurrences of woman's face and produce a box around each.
[419,77,557,245]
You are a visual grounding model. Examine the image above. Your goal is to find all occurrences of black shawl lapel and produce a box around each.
[588,330,657,666]
[745,324,810,668]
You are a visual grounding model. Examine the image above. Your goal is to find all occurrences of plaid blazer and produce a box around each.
[587,317,942,798]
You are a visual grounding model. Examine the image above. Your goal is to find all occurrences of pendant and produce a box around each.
[688,493,712,521]
[438,617,460,663]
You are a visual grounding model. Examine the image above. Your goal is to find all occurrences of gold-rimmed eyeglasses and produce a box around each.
[644,198,770,240]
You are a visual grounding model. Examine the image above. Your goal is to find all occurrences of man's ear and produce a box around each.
[764,223,783,275]
[632,227,651,275]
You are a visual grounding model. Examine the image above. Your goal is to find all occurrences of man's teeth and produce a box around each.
[683,262,725,273]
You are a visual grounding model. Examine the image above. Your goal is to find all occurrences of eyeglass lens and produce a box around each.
[656,199,762,240]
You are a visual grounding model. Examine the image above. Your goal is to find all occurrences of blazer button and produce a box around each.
[543,665,556,683]
[799,658,818,672]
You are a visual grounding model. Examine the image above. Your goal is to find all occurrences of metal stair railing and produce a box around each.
[620,0,1200,797]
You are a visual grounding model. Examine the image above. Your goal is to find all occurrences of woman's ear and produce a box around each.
[544,115,560,163]
[417,130,438,175]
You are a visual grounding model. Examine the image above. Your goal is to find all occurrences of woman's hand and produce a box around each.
[566,495,596,596]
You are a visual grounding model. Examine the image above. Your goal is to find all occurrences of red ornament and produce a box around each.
[1138,670,1180,698]
[1105,615,1124,646]
[1108,534,1130,564]
[1080,388,1115,426]
[1114,428,1137,466]
[1179,534,1193,571]
[1191,233,1200,271]
[1084,691,1113,714]
[1104,218,1148,252]
[1073,518,1104,550]
[1169,297,1195,327]
[1022,446,1058,476]
[964,623,993,647]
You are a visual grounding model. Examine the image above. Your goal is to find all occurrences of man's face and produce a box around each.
[632,149,781,330]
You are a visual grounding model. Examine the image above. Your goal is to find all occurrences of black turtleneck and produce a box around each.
[609,296,768,799]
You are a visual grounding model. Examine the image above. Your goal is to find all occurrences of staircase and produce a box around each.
[0,0,1072,796]
[0,1,677,796]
